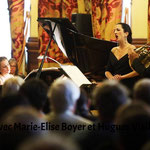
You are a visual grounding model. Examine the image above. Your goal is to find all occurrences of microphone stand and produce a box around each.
[36,22,57,79]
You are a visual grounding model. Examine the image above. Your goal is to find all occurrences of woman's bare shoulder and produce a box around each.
[129,44,136,49]
[111,46,119,53]
[127,44,136,52]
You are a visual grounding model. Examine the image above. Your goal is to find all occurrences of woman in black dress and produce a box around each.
[105,23,139,90]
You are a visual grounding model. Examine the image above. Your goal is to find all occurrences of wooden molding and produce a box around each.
[26,37,39,73]
[132,38,147,47]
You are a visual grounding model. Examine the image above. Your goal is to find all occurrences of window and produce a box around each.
[24,0,31,61]
[0,0,30,59]
[0,1,11,59]
[24,0,30,39]
[121,0,132,26]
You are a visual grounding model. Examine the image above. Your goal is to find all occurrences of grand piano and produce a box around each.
[26,18,117,88]
[36,18,117,83]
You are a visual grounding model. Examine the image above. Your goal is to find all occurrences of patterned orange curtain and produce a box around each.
[91,0,122,41]
[38,0,78,67]
[7,0,25,74]
[148,0,150,43]
[77,0,92,14]
[38,0,122,66]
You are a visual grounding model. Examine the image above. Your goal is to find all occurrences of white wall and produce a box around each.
[131,0,148,38]
[30,0,38,37]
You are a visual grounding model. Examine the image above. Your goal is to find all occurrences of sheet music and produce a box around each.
[37,55,90,86]
[51,22,67,57]
[60,65,92,87]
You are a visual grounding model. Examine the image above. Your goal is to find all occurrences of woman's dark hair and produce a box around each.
[118,23,132,44]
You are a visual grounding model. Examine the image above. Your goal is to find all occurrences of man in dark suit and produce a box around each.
[128,49,150,77]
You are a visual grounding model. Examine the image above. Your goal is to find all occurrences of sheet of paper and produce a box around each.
[51,22,67,57]
[60,65,92,87]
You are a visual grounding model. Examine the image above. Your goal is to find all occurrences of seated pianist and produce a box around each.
[0,57,13,86]
[0,57,14,96]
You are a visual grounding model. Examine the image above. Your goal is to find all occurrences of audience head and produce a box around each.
[133,78,150,105]
[0,57,10,75]
[9,58,18,75]
[0,93,30,120]
[115,102,150,150]
[117,23,132,43]
[0,106,45,150]
[141,140,150,150]
[18,134,78,150]
[19,78,48,112]
[75,89,96,121]
[75,89,89,114]
[48,77,80,113]
[2,76,24,97]
[93,80,129,122]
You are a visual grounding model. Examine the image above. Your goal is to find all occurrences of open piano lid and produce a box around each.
[38,17,117,81]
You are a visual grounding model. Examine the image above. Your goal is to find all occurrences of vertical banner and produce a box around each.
[91,0,122,41]
[77,0,92,14]
[8,0,25,74]
[62,0,78,19]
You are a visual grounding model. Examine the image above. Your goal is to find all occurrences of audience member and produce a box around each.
[0,56,13,85]
[18,134,79,150]
[0,106,46,150]
[2,76,24,97]
[133,78,150,105]
[0,93,30,120]
[47,77,92,136]
[141,140,150,150]
[75,88,97,121]
[9,58,25,78]
[73,80,129,150]
[115,102,150,150]
[9,58,18,75]
[19,78,49,118]
[93,80,129,123]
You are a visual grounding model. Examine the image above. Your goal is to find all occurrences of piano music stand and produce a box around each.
[36,19,57,78]
[36,17,78,78]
